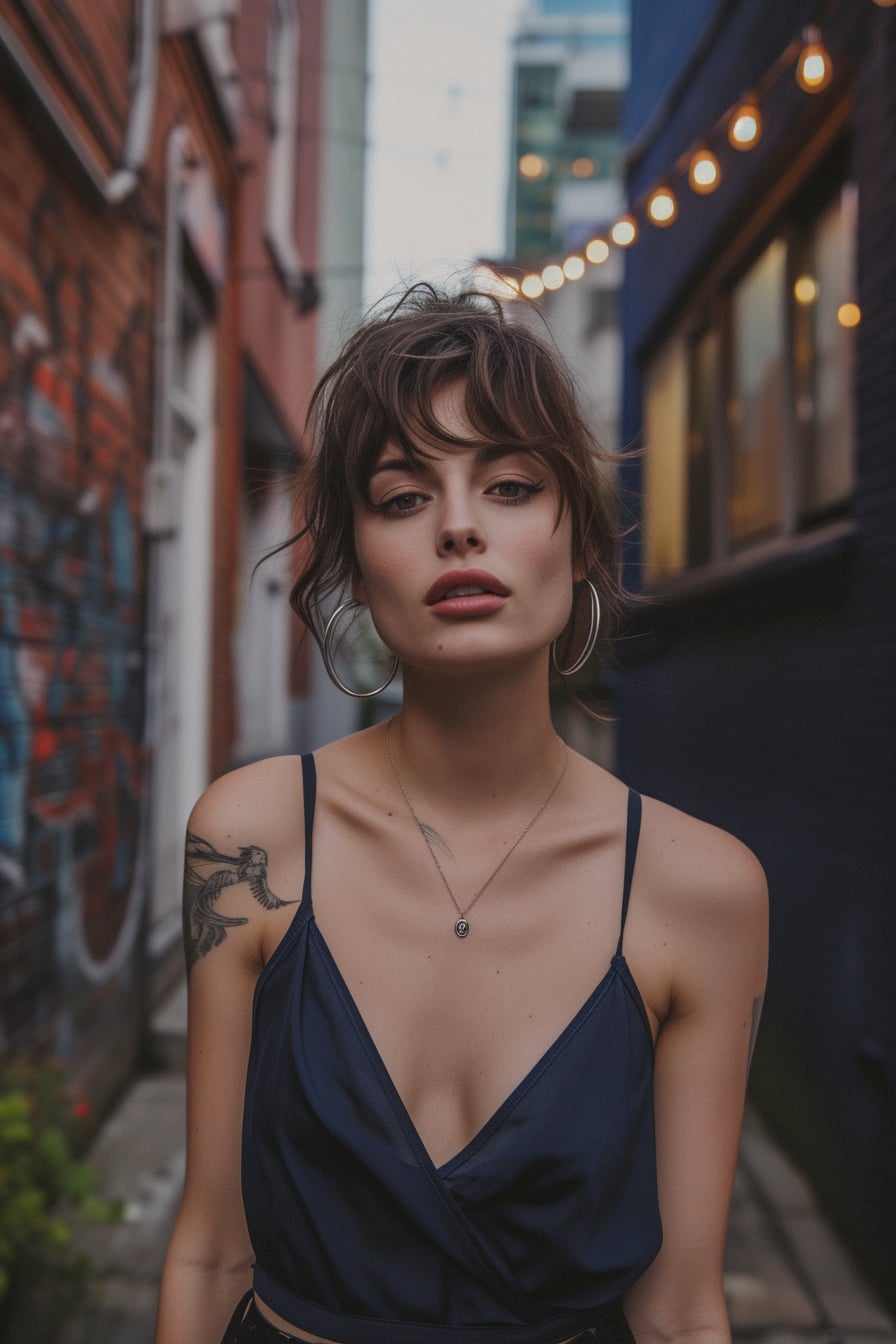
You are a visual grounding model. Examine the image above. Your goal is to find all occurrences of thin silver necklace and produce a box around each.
[385,718,569,939]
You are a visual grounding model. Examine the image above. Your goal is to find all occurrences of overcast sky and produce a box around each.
[364,0,523,305]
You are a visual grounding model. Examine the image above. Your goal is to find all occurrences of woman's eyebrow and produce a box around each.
[475,444,529,465]
[368,444,530,480]
[368,455,422,480]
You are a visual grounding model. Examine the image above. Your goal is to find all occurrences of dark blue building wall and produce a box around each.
[625,0,852,357]
[617,2,896,1305]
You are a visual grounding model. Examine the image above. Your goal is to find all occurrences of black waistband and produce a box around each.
[221,1296,635,1344]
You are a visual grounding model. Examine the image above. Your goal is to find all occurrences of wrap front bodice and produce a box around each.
[242,756,661,1344]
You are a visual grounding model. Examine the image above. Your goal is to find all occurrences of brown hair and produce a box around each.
[285,283,625,672]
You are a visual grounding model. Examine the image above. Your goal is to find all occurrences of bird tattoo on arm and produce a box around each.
[183,833,299,973]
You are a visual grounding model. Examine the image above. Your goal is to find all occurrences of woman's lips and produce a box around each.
[425,570,509,617]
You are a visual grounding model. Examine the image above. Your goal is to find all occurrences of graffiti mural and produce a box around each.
[0,184,150,1061]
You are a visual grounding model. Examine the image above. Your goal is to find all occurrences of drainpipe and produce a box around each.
[0,0,158,206]
[107,0,159,203]
[138,124,189,994]
[150,125,190,479]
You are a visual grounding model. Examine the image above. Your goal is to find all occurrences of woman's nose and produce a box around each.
[436,505,485,557]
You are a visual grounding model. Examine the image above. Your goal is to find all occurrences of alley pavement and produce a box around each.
[48,980,896,1344]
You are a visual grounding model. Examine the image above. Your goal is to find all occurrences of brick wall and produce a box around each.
[0,91,152,1100]
[0,5,240,1111]
[2,0,133,175]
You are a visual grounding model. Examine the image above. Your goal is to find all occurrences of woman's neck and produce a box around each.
[388,660,564,812]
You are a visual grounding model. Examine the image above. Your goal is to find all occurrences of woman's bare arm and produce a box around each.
[155,760,304,1344]
[623,803,769,1344]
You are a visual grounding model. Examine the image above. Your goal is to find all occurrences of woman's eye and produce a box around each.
[489,480,543,502]
[381,491,425,514]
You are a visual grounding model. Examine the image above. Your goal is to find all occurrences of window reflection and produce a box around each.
[794,185,858,520]
[729,240,787,545]
[641,141,856,582]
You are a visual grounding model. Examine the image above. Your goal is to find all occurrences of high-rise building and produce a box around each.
[507,0,629,260]
[485,1,630,752]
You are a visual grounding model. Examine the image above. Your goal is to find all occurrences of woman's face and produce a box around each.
[353,381,576,676]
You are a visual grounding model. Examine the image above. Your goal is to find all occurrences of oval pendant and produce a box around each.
[454,918,470,938]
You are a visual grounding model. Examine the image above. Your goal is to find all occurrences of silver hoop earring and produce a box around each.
[551,580,601,677]
[321,599,399,699]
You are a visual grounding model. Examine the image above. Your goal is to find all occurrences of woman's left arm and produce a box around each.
[623,810,769,1344]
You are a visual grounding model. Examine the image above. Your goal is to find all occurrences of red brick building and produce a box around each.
[0,0,366,1115]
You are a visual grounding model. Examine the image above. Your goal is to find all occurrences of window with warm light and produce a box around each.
[644,341,688,582]
[686,327,719,568]
[793,183,858,520]
[642,143,856,583]
[729,239,787,544]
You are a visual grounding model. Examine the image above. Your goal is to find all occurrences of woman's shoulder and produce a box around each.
[183,756,311,972]
[187,727,381,842]
[188,754,307,853]
[626,791,768,1020]
[636,791,768,928]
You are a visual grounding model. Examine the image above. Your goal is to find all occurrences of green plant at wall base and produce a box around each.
[0,1059,122,1308]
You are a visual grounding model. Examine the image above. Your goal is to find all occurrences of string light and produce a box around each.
[794,275,820,304]
[473,266,520,300]
[688,146,721,194]
[872,0,896,7]
[519,153,548,179]
[796,27,833,92]
[611,215,638,247]
[837,302,861,328]
[502,9,867,297]
[728,96,762,149]
[647,185,678,226]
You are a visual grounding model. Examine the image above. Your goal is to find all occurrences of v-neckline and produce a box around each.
[309,912,624,1177]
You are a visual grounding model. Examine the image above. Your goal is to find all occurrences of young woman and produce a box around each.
[155,287,767,1344]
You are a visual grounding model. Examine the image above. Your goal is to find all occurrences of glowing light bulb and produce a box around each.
[521,274,545,299]
[519,153,547,179]
[541,264,565,291]
[571,157,595,179]
[585,238,610,264]
[688,147,721,194]
[610,215,638,247]
[647,186,678,227]
[796,28,833,93]
[793,275,820,305]
[473,266,520,300]
[562,255,586,280]
[837,302,861,328]
[728,98,762,150]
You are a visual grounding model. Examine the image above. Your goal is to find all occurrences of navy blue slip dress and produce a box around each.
[241,757,661,1344]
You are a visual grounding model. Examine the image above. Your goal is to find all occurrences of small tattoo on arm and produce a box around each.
[182,832,298,974]
[747,992,765,1073]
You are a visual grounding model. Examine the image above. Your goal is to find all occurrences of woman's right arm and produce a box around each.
[155,766,298,1344]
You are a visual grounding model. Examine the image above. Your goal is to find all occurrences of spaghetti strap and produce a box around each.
[617,789,642,956]
[301,753,317,910]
